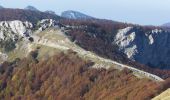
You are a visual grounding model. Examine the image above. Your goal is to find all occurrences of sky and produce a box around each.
[1,0,170,25]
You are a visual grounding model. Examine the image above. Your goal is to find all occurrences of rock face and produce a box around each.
[61,10,93,20]
[114,26,170,69]
[0,20,33,41]
[37,19,58,31]
[0,19,58,41]
[0,19,59,63]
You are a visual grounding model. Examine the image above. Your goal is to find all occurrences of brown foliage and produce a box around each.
[0,52,167,100]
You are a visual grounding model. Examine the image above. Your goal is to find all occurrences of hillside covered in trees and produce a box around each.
[0,7,169,100]
[0,51,169,100]
[60,19,170,79]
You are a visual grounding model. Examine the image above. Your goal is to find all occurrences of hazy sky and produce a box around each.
[1,0,170,25]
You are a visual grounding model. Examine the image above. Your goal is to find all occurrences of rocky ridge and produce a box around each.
[0,19,164,82]
[113,26,170,69]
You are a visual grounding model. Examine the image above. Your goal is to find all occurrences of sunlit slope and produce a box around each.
[31,28,163,81]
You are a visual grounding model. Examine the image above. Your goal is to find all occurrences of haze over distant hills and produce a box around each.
[162,22,170,27]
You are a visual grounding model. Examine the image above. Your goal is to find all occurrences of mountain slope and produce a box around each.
[0,18,164,81]
[0,51,169,100]
[0,19,58,63]
[32,27,163,81]
[61,10,94,20]
[0,17,166,79]
[0,18,169,99]
[60,19,170,78]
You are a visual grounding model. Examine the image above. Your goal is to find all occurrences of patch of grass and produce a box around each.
[31,44,62,60]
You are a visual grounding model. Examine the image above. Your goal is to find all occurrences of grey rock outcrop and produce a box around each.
[114,26,170,69]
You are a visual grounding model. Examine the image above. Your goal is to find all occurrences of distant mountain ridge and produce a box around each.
[24,6,39,11]
[61,10,94,20]
[0,8,60,23]
[0,5,4,9]
[162,22,170,27]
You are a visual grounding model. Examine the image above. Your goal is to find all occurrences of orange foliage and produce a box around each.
[0,52,168,100]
